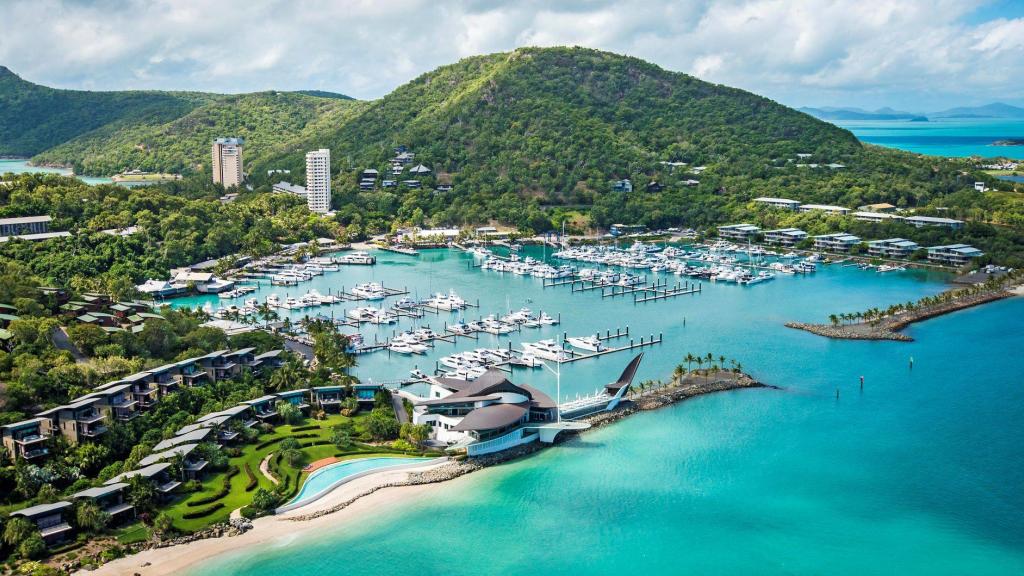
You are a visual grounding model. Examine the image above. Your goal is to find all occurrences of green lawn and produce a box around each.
[164,413,426,532]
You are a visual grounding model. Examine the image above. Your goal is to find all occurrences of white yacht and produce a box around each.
[566,334,604,352]
[352,282,386,300]
[521,339,568,361]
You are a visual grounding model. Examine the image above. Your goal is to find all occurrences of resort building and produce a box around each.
[105,462,181,498]
[611,179,633,193]
[312,386,344,412]
[799,204,851,215]
[242,395,279,422]
[212,137,244,188]
[276,389,310,412]
[139,443,209,480]
[1,418,51,461]
[36,398,108,444]
[853,211,904,223]
[905,216,964,229]
[813,233,861,253]
[717,223,760,241]
[71,483,135,525]
[0,215,51,236]
[927,244,984,265]
[754,197,801,210]
[867,238,920,259]
[409,164,431,176]
[762,228,808,246]
[858,202,897,213]
[609,223,646,236]
[11,502,73,547]
[305,149,331,213]
[82,384,140,423]
[272,181,307,198]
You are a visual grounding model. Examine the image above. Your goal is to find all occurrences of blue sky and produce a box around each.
[1,0,1022,111]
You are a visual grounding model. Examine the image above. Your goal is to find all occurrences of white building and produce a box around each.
[853,211,904,223]
[272,182,307,198]
[927,244,984,265]
[754,197,801,210]
[799,204,851,215]
[305,149,331,213]
[813,233,861,252]
[211,138,244,188]
[905,216,963,230]
[762,228,807,246]
[867,238,919,259]
[717,223,760,240]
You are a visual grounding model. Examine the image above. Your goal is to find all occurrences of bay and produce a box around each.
[181,248,1024,575]
[833,118,1024,159]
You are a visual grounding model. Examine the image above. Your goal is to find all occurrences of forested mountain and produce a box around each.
[0,66,357,175]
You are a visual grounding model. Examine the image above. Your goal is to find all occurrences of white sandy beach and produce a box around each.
[86,461,450,576]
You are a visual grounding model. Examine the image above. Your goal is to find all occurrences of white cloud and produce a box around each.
[0,0,1021,110]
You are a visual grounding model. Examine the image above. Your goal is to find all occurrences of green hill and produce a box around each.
[256,47,861,195]
[0,66,356,175]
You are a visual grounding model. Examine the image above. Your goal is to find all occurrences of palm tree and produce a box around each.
[673,364,685,385]
[684,353,695,373]
[719,355,726,372]
[829,314,839,326]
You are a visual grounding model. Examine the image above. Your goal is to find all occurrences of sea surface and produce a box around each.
[0,158,115,185]
[834,118,1024,159]
[182,248,1024,575]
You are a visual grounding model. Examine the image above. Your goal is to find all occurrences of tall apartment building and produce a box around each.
[211,138,244,188]
[305,149,331,213]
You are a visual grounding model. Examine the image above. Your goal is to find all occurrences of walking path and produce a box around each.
[391,392,409,424]
[259,453,279,485]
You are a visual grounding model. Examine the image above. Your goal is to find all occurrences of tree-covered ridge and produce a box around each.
[0,66,211,158]
[31,91,357,176]
[0,66,357,176]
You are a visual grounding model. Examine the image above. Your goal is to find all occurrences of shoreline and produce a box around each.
[786,289,1014,341]
[83,371,765,576]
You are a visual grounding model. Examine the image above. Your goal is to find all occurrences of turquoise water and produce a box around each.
[834,118,1024,159]
[1,158,115,185]
[186,248,1024,575]
[288,457,431,507]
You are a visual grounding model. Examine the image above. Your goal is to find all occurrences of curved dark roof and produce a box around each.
[451,404,527,432]
[606,353,643,393]
[518,384,556,409]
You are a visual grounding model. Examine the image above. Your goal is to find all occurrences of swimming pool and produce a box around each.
[282,457,436,511]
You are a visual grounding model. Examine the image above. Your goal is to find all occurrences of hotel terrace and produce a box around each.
[853,211,905,223]
[813,233,862,253]
[867,238,920,259]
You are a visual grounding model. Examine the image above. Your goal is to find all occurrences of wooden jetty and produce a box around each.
[558,333,663,364]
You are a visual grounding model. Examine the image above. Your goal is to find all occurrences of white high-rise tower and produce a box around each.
[305,149,331,213]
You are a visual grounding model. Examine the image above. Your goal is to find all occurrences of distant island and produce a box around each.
[992,139,1024,147]
[802,102,1024,122]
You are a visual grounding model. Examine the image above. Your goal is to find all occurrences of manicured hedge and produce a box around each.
[187,465,239,507]
[182,503,225,520]
[291,424,320,432]
[244,462,258,492]
[255,433,317,450]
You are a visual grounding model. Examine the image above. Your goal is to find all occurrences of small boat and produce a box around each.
[389,342,415,354]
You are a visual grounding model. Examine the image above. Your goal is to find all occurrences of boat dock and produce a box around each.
[380,245,419,256]
[556,332,663,364]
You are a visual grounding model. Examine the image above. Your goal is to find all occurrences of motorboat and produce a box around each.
[352,282,386,300]
[566,334,604,352]
[522,339,568,361]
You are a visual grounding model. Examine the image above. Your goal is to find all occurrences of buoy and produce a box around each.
[836,388,840,399]
[860,375,864,389]
[909,356,914,370]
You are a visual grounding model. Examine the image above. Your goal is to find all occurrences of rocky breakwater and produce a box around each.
[787,288,1012,342]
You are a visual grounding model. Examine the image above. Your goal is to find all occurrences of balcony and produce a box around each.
[22,447,49,459]
[79,425,108,438]
[76,411,105,424]
[14,433,48,445]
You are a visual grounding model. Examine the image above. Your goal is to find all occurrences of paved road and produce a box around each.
[391,392,410,424]
[50,327,87,362]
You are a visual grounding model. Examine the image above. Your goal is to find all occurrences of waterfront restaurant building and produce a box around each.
[413,369,556,446]
[717,223,760,241]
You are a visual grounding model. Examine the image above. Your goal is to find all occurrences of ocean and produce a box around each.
[184,248,1024,575]
[834,118,1024,159]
